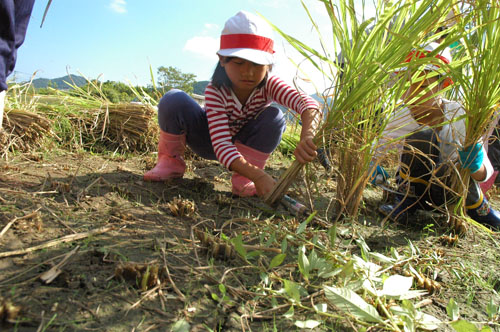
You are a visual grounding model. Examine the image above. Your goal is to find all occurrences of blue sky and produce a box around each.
[12,0,374,93]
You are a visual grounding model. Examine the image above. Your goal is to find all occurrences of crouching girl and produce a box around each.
[144,11,320,198]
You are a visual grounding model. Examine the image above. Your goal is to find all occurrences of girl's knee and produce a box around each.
[261,106,286,131]
[158,89,189,114]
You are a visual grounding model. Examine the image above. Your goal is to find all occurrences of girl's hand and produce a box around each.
[294,135,317,164]
[296,108,321,164]
[254,172,276,197]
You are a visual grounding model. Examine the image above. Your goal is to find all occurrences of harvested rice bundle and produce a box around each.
[76,103,159,153]
[34,94,103,150]
[2,108,53,152]
[97,103,159,152]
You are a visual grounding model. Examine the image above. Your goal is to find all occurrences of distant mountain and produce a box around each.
[193,80,209,95]
[32,75,87,90]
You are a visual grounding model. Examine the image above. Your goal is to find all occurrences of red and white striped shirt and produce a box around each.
[204,75,319,168]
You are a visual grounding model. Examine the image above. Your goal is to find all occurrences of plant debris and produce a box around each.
[114,262,167,291]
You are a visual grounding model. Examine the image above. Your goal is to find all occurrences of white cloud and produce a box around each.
[204,23,219,31]
[110,0,127,14]
[183,36,219,60]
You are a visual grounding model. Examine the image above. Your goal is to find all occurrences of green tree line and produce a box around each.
[35,66,208,103]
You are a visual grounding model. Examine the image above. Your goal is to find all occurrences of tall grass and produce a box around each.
[266,0,454,219]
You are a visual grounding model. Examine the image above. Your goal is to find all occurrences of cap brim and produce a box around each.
[217,48,274,65]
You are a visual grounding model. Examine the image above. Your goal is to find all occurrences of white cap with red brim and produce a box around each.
[217,11,275,65]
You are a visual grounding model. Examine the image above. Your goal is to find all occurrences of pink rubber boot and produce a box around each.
[232,142,270,197]
[144,131,186,181]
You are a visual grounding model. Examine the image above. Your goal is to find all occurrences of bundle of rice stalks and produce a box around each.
[94,103,158,152]
[1,108,53,153]
[67,102,159,153]
[266,0,453,219]
[42,75,160,153]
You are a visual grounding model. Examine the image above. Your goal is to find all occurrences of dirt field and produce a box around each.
[1,148,499,331]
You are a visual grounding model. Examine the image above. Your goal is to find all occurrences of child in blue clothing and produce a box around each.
[379,43,500,230]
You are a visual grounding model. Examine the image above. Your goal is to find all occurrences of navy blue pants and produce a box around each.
[397,128,481,209]
[0,0,35,91]
[157,89,286,160]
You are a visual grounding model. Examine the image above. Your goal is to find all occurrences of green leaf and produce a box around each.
[283,305,294,319]
[369,252,395,264]
[486,298,497,320]
[314,303,327,313]
[328,224,337,245]
[247,250,262,259]
[218,284,226,296]
[480,327,493,332]
[401,314,415,332]
[324,286,383,323]
[308,249,320,270]
[317,260,335,279]
[170,319,190,332]
[294,320,321,329]
[231,234,247,258]
[401,299,417,317]
[269,253,286,269]
[339,260,354,280]
[416,311,442,331]
[352,255,381,278]
[355,236,371,261]
[447,298,460,321]
[298,246,310,280]
[296,220,309,235]
[260,272,269,286]
[284,280,301,303]
[271,296,278,308]
[450,320,479,332]
[296,211,317,234]
[281,237,288,253]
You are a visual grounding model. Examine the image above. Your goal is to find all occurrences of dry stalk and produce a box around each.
[160,247,186,302]
[264,159,303,206]
[0,225,113,258]
[77,176,103,202]
[39,202,76,233]
[39,245,80,284]
[111,293,170,318]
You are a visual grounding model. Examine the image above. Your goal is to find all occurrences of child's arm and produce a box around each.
[229,158,275,196]
[458,143,493,182]
[470,165,487,182]
[265,76,320,163]
[295,108,322,164]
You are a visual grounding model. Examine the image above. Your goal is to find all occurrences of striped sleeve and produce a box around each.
[204,84,241,168]
[266,76,319,115]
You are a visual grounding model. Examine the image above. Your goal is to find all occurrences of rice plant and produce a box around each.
[266,0,454,219]
[444,1,500,231]
[2,79,55,155]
